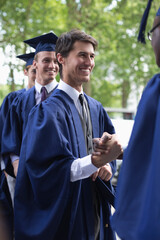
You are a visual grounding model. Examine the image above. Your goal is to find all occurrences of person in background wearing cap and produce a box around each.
[14,29,122,240]
[111,1,160,240]
[1,32,59,180]
[0,51,36,240]
[17,52,36,89]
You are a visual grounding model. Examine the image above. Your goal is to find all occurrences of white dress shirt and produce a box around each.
[35,80,58,104]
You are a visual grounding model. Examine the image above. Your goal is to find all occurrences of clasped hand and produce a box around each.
[91,132,123,168]
[91,132,122,182]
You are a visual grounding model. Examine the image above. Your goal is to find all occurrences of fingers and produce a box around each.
[98,165,112,181]
[91,165,112,182]
[91,170,99,181]
[92,133,123,168]
[93,132,113,151]
[92,151,101,156]
[93,138,109,151]
[100,132,112,144]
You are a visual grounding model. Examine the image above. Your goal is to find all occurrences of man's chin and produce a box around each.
[83,78,90,83]
[81,75,90,82]
[47,77,55,81]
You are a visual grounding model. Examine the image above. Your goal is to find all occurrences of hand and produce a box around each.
[12,159,19,177]
[93,132,112,148]
[91,164,112,182]
[92,132,123,168]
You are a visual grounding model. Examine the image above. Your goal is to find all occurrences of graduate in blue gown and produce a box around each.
[111,1,160,240]
[0,51,35,131]
[14,29,123,240]
[0,51,36,239]
[1,32,59,178]
[1,52,36,176]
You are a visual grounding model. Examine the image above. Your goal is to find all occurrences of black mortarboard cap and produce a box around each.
[24,32,58,55]
[137,0,153,44]
[16,52,35,67]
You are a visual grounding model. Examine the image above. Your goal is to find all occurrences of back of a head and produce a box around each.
[55,29,98,58]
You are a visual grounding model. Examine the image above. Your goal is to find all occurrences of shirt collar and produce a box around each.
[35,79,58,94]
[57,79,83,104]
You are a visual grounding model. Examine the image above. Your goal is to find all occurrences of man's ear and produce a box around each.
[57,53,64,64]
[23,68,28,76]
[33,59,37,68]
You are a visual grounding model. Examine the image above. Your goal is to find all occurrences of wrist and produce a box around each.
[91,154,102,168]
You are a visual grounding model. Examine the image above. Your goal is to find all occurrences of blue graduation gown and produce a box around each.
[14,89,116,240]
[0,89,26,153]
[0,89,26,240]
[111,73,160,240]
[1,87,36,176]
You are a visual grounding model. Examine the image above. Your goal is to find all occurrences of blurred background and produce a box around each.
[0,0,159,108]
[1,2,157,239]
[1,0,158,184]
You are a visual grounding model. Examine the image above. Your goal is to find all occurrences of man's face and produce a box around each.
[151,16,160,67]
[24,65,36,89]
[34,51,59,85]
[57,41,95,91]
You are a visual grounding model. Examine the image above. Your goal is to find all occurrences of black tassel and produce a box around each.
[137,0,153,44]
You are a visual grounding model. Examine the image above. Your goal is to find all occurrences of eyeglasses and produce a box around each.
[148,22,160,41]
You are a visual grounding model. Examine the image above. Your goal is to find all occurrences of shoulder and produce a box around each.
[141,73,160,98]
[22,86,35,98]
[146,73,160,87]
[29,96,64,120]
[47,89,74,112]
[2,90,22,105]
[85,94,103,108]
[3,89,24,108]
[28,90,74,125]
[85,94,108,119]
[14,87,35,107]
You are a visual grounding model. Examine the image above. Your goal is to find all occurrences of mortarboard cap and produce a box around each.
[137,0,153,44]
[16,52,35,67]
[24,32,58,55]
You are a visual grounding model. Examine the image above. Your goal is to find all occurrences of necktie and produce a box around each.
[41,87,47,102]
[79,94,93,154]
[79,94,99,239]
[79,94,86,122]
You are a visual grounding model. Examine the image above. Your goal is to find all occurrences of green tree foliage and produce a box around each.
[0,0,159,109]
[0,85,10,105]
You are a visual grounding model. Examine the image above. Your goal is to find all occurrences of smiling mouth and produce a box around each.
[81,69,89,72]
[79,69,91,76]
[47,70,57,74]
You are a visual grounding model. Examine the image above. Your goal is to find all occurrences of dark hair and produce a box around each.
[55,29,98,78]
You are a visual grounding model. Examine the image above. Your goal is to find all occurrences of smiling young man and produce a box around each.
[1,32,59,178]
[14,29,122,240]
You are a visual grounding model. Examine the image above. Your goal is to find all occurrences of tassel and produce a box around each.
[137,0,153,44]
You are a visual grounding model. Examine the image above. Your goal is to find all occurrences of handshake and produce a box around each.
[92,132,123,168]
